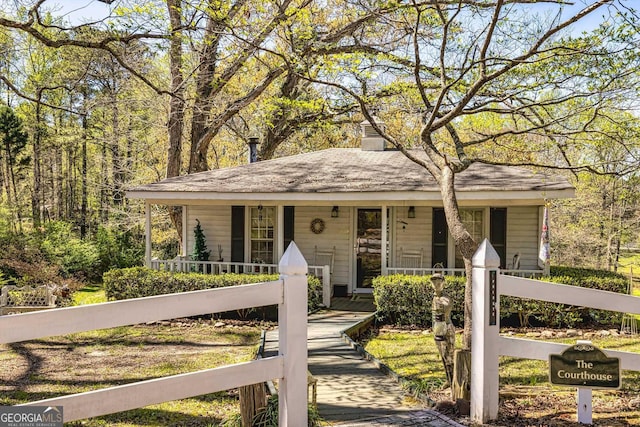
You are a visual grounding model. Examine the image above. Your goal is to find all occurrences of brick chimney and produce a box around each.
[360,116,386,151]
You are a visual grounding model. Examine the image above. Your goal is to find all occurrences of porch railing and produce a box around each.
[386,267,543,278]
[150,258,332,307]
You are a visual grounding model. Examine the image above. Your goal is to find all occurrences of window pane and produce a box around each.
[250,206,275,263]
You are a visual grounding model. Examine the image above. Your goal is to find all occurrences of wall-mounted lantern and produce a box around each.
[408,206,416,219]
[331,206,339,218]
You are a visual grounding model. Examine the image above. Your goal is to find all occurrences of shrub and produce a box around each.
[37,221,100,280]
[103,267,323,314]
[376,267,628,329]
[373,274,466,328]
[95,226,144,272]
[500,266,628,328]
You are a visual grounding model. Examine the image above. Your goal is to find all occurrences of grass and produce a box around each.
[72,284,107,305]
[2,286,263,427]
[364,329,640,425]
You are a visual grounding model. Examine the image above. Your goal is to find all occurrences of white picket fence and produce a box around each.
[471,239,640,423]
[0,243,310,426]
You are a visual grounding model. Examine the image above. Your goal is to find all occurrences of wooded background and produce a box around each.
[0,0,639,285]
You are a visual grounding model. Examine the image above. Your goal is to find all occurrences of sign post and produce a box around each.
[549,340,621,424]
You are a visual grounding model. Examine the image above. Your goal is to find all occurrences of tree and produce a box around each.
[0,105,29,231]
[301,0,640,396]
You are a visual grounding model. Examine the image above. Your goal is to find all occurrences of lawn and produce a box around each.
[1,285,263,427]
[364,328,640,426]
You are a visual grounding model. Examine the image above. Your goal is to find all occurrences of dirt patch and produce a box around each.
[428,387,640,426]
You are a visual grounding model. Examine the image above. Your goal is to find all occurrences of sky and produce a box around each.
[48,0,115,23]
[46,0,621,32]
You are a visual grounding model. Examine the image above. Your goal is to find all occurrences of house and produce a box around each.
[127,122,574,298]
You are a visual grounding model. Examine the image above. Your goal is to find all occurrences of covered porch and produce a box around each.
[143,202,548,307]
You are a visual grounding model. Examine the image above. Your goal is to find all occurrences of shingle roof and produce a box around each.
[128,148,573,195]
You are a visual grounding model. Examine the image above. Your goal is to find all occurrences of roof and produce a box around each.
[128,148,574,202]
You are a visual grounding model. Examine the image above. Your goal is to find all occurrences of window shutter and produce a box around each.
[231,206,245,263]
[284,206,295,250]
[490,208,507,268]
[432,208,448,267]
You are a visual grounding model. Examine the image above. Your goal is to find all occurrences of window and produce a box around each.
[250,206,275,263]
[455,209,484,268]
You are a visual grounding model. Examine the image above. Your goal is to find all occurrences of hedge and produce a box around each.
[103,267,323,315]
[373,274,466,328]
[374,267,628,329]
[500,266,628,328]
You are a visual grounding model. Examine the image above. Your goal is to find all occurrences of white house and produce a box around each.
[128,125,574,296]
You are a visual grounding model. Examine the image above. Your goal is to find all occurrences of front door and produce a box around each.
[356,208,382,291]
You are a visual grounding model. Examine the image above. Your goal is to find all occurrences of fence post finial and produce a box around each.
[279,241,308,275]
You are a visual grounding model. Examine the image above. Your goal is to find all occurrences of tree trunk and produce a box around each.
[31,92,43,228]
[239,383,267,427]
[452,349,471,413]
[166,0,186,244]
[111,95,124,207]
[439,166,477,350]
[438,165,476,408]
[80,110,88,238]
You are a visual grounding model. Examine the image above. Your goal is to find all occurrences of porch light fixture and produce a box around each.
[408,206,416,218]
[331,206,339,218]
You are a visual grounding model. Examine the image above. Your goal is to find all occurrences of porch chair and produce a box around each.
[314,246,335,289]
[510,252,521,270]
[399,247,423,269]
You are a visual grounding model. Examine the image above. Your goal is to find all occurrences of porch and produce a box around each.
[148,257,542,308]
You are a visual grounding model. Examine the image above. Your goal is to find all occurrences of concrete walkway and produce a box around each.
[264,307,464,426]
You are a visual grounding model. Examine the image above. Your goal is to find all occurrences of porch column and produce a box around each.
[181,205,188,256]
[277,205,284,260]
[381,204,387,275]
[145,202,152,267]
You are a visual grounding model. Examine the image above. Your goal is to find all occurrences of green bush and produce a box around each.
[373,274,466,328]
[95,226,144,272]
[103,267,323,313]
[376,268,628,329]
[37,221,100,280]
[501,266,628,328]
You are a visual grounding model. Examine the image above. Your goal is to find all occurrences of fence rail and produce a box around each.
[1,243,310,426]
[471,239,640,424]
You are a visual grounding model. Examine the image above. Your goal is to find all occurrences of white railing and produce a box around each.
[471,239,640,424]
[385,267,542,278]
[1,243,310,426]
[150,258,333,308]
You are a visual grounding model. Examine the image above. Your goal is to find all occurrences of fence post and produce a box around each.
[278,241,308,427]
[470,238,501,423]
[322,265,331,308]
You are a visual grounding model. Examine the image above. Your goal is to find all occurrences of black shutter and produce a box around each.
[490,208,507,268]
[432,208,448,267]
[284,206,295,251]
[231,206,245,264]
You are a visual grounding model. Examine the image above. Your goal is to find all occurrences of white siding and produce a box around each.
[507,206,540,269]
[393,206,432,268]
[181,204,543,277]
[294,206,351,286]
[186,206,232,262]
